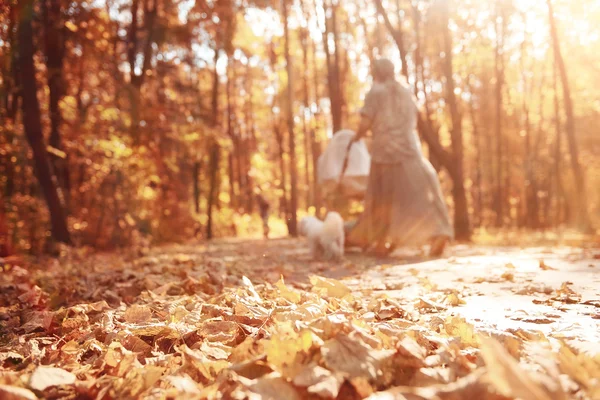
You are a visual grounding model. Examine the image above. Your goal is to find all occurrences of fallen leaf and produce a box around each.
[275,276,301,303]
[29,366,76,391]
[0,385,37,400]
[247,373,301,400]
[322,333,393,380]
[480,336,564,400]
[310,276,352,298]
[293,364,344,398]
[539,260,556,271]
[124,305,152,324]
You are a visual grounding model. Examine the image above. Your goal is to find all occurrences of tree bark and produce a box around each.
[300,26,312,209]
[321,0,342,132]
[282,0,298,236]
[206,141,220,240]
[493,1,505,227]
[546,0,590,230]
[310,16,323,217]
[193,160,201,214]
[42,0,70,210]
[18,0,71,245]
[440,0,470,240]
[207,49,220,239]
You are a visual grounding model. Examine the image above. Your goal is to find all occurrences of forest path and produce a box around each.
[2,238,600,399]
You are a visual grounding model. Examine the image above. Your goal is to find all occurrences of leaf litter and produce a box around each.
[0,239,599,399]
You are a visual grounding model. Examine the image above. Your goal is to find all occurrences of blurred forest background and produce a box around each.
[1,0,599,254]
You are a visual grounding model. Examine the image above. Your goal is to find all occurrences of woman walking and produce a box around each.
[346,58,453,256]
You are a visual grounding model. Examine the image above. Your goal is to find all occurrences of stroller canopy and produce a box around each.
[317,129,371,198]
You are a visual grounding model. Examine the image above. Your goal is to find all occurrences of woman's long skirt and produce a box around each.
[347,157,454,248]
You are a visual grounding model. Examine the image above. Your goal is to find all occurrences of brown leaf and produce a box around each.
[322,333,393,380]
[165,374,201,394]
[29,366,76,391]
[293,364,344,398]
[0,385,37,400]
[538,260,556,271]
[124,304,152,324]
[247,373,301,400]
[480,337,564,400]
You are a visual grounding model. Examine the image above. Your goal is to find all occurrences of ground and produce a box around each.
[1,238,599,399]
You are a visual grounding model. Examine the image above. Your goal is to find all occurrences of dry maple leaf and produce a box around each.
[28,366,76,392]
[275,276,302,304]
[321,333,394,381]
[292,364,344,398]
[443,316,479,348]
[0,385,37,400]
[538,260,556,271]
[246,373,302,400]
[479,336,565,400]
[310,276,352,299]
[124,304,152,324]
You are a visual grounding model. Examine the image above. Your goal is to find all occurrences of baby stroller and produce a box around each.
[317,130,371,219]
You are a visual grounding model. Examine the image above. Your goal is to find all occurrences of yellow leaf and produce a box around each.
[275,276,301,303]
[310,275,351,298]
[46,145,66,159]
[64,21,78,32]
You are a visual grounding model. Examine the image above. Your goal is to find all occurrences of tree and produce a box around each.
[42,0,69,207]
[17,0,71,245]
[439,0,471,240]
[282,0,298,236]
[546,0,591,231]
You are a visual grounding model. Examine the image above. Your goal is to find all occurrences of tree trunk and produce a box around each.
[18,0,71,245]
[193,160,201,214]
[42,0,70,209]
[207,48,220,239]
[321,0,342,132]
[547,0,590,230]
[300,26,312,209]
[466,78,483,228]
[282,0,298,236]
[493,1,505,227]
[310,18,323,218]
[225,59,239,209]
[206,141,220,240]
[440,1,470,240]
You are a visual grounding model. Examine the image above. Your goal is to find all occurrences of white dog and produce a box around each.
[299,212,345,261]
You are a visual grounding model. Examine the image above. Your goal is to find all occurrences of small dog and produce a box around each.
[299,212,345,261]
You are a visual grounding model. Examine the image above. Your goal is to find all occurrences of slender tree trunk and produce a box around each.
[466,79,482,228]
[440,0,470,240]
[42,0,70,209]
[193,160,201,214]
[494,1,505,227]
[310,20,322,218]
[225,59,239,209]
[321,0,342,132]
[551,62,567,226]
[300,27,312,209]
[18,0,71,245]
[207,49,220,239]
[547,0,590,230]
[282,0,298,236]
[206,141,220,240]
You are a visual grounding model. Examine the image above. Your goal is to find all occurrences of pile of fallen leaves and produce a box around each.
[1,242,599,400]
